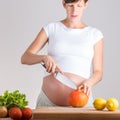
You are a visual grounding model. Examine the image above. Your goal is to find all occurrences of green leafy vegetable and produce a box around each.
[0,90,28,109]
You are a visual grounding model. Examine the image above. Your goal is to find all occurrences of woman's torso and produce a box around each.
[43,21,97,78]
[42,72,85,105]
[42,21,103,105]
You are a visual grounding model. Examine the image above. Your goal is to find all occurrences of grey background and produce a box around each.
[0,0,120,108]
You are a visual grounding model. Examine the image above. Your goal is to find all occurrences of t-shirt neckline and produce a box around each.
[58,21,90,31]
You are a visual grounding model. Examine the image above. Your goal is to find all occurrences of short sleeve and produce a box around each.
[43,22,54,37]
[43,24,49,37]
[93,28,104,44]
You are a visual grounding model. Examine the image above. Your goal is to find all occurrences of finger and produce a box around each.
[51,64,56,73]
[83,85,90,97]
[85,87,89,96]
[56,65,63,74]
[87,87,91,97]
[79,84,87,94]
[83,84,87,94]
[78,84,84,90]
[87,89,90,97]
[46,62,52,73]
[45,61,49,71]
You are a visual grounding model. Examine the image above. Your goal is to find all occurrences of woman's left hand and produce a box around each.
[78,80,91,97]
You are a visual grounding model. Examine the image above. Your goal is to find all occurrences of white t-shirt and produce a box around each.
[43,21,103,79]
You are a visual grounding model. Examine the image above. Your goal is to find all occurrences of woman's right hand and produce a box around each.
[41,55,62,74]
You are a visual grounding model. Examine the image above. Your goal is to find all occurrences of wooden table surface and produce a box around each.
[33,106,120,120]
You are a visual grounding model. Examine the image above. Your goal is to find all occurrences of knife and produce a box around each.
[41,62,77,89]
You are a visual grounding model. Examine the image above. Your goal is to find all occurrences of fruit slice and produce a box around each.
[106,98,119,111]
[93,98,106,110]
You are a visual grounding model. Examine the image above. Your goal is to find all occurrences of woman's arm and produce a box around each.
[79,39,104,96]
[21,28,62,73]
[21,28,48,65]
[87,39,104,86]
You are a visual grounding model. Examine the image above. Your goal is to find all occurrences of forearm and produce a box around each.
[87,71,103,87]
[21,52,44,65]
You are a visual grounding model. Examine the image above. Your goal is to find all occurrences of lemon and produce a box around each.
[106,98,119,111]
[93,98,106,110]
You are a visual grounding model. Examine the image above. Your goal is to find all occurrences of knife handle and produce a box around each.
[41,61,58,76]
[41,61,46,68]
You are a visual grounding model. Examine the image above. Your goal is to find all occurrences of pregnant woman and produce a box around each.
[21,0,104,107]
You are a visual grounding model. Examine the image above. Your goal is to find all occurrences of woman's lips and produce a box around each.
[71,15,78,18]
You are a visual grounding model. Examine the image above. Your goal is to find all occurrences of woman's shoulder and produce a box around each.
[88,26,103,35]
[88,26,104,43]
[43,21,61,36]
[43,21,60,27]
[87,25,102,32]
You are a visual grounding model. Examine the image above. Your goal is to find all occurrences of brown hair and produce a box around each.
[64,0,88,3]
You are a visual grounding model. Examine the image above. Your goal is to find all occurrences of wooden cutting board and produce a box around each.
[33,106,120,120]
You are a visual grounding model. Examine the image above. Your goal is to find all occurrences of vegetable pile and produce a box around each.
[0,90,28,109]
[0,90,32,119]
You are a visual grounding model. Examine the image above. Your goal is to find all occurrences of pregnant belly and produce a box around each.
[42,72,85,106]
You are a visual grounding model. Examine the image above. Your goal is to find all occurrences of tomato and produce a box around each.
[68,89,88,107]
[22,107,32,119]
[9,107,22,120]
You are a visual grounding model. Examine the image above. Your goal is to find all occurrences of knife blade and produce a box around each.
[41,62,77,89]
